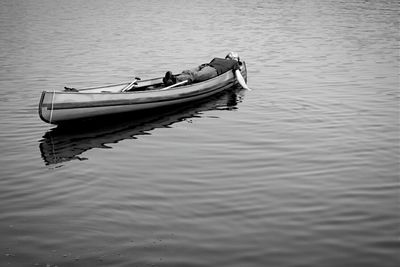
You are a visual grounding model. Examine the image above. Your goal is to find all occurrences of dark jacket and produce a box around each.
[209,58,240,75]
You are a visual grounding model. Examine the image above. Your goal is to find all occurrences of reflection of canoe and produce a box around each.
[38,62,247,124]
[39,88,244,165]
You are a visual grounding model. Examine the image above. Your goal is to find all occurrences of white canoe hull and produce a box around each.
[39,63,247,124]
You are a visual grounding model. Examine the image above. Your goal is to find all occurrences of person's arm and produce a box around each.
[234,69,251,91]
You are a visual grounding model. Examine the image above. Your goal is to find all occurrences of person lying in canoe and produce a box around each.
[163,52,250,90]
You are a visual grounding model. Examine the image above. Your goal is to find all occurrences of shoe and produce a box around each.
[165,71,172,80]
[164,79,173,86]
[163,71,172,85]
[163,71,176,86]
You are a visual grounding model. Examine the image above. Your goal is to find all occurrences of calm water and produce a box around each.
[0,0,399,266]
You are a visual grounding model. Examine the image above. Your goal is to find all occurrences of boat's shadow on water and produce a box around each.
[39,88,245,166]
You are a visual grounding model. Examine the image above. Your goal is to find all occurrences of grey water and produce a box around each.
[0,0,399,266]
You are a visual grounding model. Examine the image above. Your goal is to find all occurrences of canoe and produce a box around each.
[38,61,247,124]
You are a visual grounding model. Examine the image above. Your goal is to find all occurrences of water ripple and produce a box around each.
[0,0,398,266]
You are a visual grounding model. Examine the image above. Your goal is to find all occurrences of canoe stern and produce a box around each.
[38,91,53,124]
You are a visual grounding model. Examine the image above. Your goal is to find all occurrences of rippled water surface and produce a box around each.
[0,0,399,266]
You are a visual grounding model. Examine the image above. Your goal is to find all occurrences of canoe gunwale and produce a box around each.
[42,82,232,110]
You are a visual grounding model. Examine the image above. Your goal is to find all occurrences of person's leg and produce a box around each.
[175,70,195,83]
[174,64,207,83]
[192,66,217,83]
[164,64,217,85]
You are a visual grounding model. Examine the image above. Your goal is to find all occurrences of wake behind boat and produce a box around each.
[38,60,247,125]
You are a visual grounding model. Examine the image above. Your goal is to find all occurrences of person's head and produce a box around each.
[225,52,240,61]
